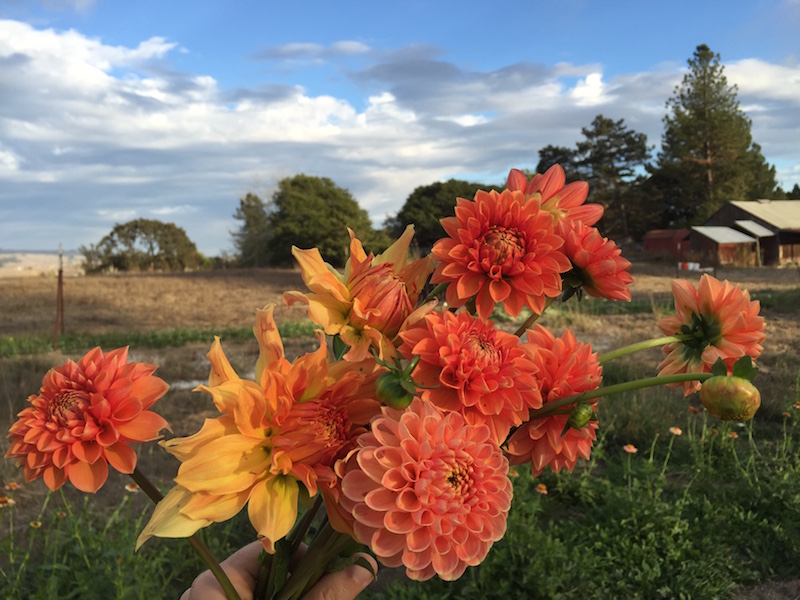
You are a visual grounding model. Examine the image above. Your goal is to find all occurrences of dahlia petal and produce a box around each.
[136,485,212,549]
[104,441,137,474]
[371,528,406,558]
[247,475,299,554]
[67,458,108,493]
[42,465,67,491]
[117,411,169,442]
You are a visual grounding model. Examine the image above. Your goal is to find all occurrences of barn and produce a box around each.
[702,200,800,265]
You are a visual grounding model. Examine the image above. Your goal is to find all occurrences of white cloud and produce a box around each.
[0,20,798,256]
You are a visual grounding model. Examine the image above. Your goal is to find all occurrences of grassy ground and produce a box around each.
[1,264,798,598]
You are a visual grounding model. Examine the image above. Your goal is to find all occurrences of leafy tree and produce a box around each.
[576,115,652,240]
[268,174,384,267]
[652,44,777,226]
[231,193,271,267]
[789,184,800,200]
[385,179,496,253]
[80,219,199,273]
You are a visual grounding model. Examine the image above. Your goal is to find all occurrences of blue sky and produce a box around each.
[1,0,799,255]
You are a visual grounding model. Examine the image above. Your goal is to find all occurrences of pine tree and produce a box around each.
[652,44,777,226]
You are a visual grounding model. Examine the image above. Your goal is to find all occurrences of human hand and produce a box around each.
[180,541,378,600]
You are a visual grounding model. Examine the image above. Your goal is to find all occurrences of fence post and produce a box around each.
[53,244,64,350]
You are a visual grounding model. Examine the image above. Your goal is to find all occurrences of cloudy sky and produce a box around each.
[1,0,798,256]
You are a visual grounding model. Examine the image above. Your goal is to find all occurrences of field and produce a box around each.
[1,262,799,598]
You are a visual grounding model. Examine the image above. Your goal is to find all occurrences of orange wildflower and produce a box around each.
[284,226,435,362]
[506,164,603,227]
[137,305,381,553]
[399,310,542,443]
[0,496,15,508]
[4,482,20,491]
[332,399,512,581]
[6,347,169,493]
[623,444,638,454]
[431,188,571,320]
[535,483,548,495]
[669,427,683,436]
[560,221,633,302]
[29,520,42,529]
[506,325,602,477]
[658,275,766,396]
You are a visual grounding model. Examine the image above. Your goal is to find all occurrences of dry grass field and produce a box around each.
[1,262,799,598]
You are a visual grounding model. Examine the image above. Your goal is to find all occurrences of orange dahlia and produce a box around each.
[506,165,603,227]
[431,188,571,320]
[137,305,381,552]
[506,325,602,477]
[6,347,169,493]
[657,274,766,396]
[285,226,435,361]
[333,398,512,581]
[398,310,541,443]
[561,221,633,301]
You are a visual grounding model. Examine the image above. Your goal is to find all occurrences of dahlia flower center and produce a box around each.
[49,389,89,424]
[446,462,472,494]
[483,226,525,266]
[463,333,500,366]
[316,404,349,447]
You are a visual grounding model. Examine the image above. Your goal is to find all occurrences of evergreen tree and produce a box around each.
[535,145,581,182]
[652,44,777,226]
[576,115,652,240]
[231,193,270,267]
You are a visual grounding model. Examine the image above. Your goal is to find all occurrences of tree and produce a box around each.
[535,145,581,182]
[232,193,271,267]
[576,115,652,240]
[385,179,495,253]
[80,219,199,273]
[652,44,777,226]
[789,184,800,200]
[267,174,384,267]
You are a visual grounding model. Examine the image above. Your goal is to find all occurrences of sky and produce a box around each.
[1,0,799,256]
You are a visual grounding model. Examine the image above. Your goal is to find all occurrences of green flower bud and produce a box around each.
[700,376,761,422]
[375,369,415,409]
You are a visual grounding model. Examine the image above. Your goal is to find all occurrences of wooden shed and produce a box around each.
[689,226,757,267]
[702,200,800,265]
[642,229,691,260]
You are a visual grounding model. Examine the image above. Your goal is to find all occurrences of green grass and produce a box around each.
[0,320,317,359]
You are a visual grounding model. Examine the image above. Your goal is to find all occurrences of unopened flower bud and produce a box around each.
[375,369,416,409]
[700,376,761,422]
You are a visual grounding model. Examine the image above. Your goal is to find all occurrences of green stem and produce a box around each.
[513,298,554,338]
[276,521,358,600]
[422,282,448,305]
[528,372,715,421]
[129,469,241,600]
[598,335,688,365]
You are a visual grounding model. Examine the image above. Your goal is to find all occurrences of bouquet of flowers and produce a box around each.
[5,165,766,600]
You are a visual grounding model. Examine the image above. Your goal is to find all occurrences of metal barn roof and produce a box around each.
[729,200,800,230]
[691,226,756,244]
[734,220,774,238]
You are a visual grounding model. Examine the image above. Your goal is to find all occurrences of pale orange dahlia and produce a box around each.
[658,274,766,396]
[6,347,169,493]
[333,398,512,581]
[507,325,602,477]
[398,310,541,443]
[285,226,435,361]
[506,165,603,227]
[137,305,382,552]
[431,189,571,320]
[561,220,633,301]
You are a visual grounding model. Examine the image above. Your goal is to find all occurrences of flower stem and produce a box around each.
[528,372,714,420]
[129,469,241,600]
[513,298,554,338]
[598,335,688,365]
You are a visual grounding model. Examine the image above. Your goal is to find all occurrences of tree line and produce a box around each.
[82,44,799,273]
